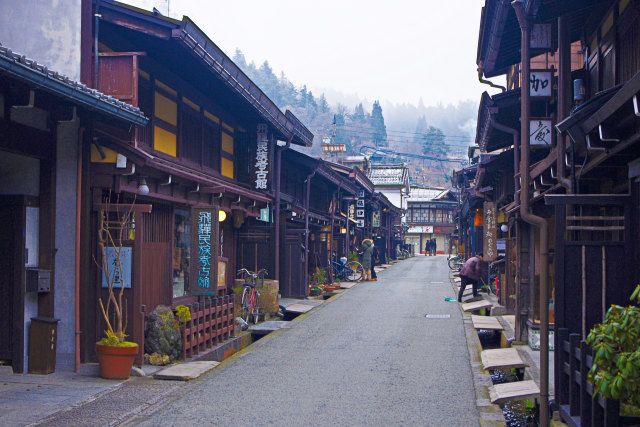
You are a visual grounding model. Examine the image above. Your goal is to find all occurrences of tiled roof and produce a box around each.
[0,44,147,124]
[367,165,407,186]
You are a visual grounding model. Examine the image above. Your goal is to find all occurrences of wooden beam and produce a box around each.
[529,147,558,179]
[545,194,630,206]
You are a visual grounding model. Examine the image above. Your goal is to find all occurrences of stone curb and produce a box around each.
[451,272,506,426]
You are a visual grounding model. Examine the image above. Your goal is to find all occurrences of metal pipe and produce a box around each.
[304,170,316,296]
[93,0,100,89]
[512,2,550,424]
[75,126,85,372]
[556,15,572,191]
[273,134,292,281]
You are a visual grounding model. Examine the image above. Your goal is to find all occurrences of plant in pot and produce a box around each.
[587,284,640,415]
[95,202,138,380]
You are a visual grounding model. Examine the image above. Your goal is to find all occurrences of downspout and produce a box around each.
[75,126,85,372]
[274,134,293,282]
[556,14,572,191]
[93,0,101,89]
[478,67,507,92]
[304,170,316,296]
[513,2,550,425]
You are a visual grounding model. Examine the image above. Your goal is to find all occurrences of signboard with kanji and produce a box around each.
[372,211,380,227]
[101,247,132,288]
[253,124,270,191]
[530,119,553,146]
[530,71,552,97]
[483,202,497,261]
[190,206,219,294]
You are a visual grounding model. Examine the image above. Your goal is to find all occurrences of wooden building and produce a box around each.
[471,0,640,424]
[0,44,147,373]
[78,0,312,364]
[405,185,457,255]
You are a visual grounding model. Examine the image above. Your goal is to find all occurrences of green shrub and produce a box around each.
[587,284,640,406]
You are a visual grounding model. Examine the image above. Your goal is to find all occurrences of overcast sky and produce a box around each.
[124,0,492,107]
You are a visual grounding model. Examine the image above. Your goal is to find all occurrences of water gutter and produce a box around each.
[513,2,550,425]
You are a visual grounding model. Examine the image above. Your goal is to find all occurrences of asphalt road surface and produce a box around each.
[134,255,478,426]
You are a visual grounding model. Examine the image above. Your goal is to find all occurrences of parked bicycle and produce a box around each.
[479,259,501,295]
[448,254,464,271]
[330,257,364,282]
[237,268,267,324]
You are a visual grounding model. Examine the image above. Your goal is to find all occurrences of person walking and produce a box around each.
[432,238,437,256]
[370,242,379,281]
[361,238,374,281]
[457,253,484,302]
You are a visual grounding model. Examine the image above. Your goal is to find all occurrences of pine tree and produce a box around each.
[370,100,388,148]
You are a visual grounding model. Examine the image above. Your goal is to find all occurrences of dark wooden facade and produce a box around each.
[470,0,640,424]
[79,0,312,364]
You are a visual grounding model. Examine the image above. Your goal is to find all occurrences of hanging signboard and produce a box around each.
[407,225,433,234]
[530,71,552,97]
[253,124,270,191]
[348,202,355,220]
[356,219,364,228]
[190,206,219,294]
[356,199,365,208]
[357,190,365,198]
[531,24,552,49]
[483,201,497,261]
[101,247,132,288]
[530,119,553,146]
[372,210,380,227]
[356,209,365,218]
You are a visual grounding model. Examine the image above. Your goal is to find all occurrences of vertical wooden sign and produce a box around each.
[190,206,219,295]
[483,201,497,261]
[253,124,270,191]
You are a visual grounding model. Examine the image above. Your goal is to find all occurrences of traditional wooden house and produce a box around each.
[79,0,312,364]
[404,185,457,255]
[0,44,147,373]
[475,0,640,423]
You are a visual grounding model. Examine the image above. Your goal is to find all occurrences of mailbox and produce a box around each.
[26,269,51,293]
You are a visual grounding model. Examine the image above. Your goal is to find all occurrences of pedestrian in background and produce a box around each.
[424,240,429,256]
[432,238,437,256]
[361,238,374,281]
[457,253,484,302]
[370,242,379,281]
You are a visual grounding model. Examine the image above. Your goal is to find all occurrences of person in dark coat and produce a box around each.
[432,238,437,256]
[361,239,374,281]
[457,253,484,302]
[425,240,429,256]
[371,242,379,281]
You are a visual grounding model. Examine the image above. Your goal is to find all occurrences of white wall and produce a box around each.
[0,0,82,81]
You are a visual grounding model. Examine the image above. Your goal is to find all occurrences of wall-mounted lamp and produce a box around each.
[137,177,150,196]
[500,224,509,233]
[218,210,227,222]
[573,79,585,102]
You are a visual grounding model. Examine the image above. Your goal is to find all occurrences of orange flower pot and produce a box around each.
[96,343,139,379]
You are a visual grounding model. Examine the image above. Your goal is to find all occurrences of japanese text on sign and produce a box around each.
[483,202,497,261]
[197,211,212,289]
[530,120,552,146]
[530,71,552,97]
[255,124,269,190]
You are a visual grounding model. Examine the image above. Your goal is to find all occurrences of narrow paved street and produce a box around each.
[132,256,478,426]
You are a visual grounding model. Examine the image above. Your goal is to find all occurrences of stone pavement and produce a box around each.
[0,259,418,426]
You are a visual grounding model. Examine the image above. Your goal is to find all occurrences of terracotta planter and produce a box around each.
[95,343,139,379]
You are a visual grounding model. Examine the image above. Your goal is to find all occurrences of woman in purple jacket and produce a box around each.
[457,253,484,302]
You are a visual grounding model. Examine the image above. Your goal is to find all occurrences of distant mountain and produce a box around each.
[234,49,476,187]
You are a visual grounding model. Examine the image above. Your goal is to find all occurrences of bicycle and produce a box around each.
[330,257,364,282]
[237,268,267,324]
[448,254,464,271]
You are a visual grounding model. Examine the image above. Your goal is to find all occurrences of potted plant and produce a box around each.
[95,201,138,379]
[587,284,640,414]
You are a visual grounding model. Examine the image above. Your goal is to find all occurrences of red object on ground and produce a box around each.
[96,343,139,379]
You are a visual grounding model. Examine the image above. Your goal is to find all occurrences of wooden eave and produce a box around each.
[99,0,313,147]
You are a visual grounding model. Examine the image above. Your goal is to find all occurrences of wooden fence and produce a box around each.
[181,295,234,360]
[556,328,640,426]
